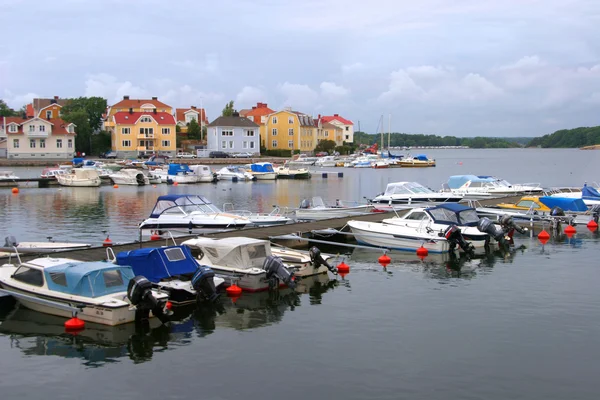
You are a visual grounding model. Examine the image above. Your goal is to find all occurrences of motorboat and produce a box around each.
[296,196,375,220]
[81,160,112,178]
[396,154,435,167]
[188,165,217,183]
[56,169,101,187]
[315,156,337,167]
[0,256,169,326]
[550,183,600,207]
[139,194,251,234]
[216,166,255,181]
[275,166,311,179]
[222,204,292,226]
[444,175,543,198]
[112,245,224,306]
[0,171,19,180]
[181,237,299,292]
[288,154,317,166]
[347,219,474,254]
[154,163,202,184]
[370,182,463,210]
[108,168,150,185]
[372,160,390,169]
[249,162,277,180]
[146,171,162,184]
[0,236,91,257]
[382,204,493,248]
[270,246,336,277]
[40,167,68,180]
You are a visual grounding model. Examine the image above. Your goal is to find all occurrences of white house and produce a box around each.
[1,116,76,159]
[320,114,354,143]
[206,113,260,155]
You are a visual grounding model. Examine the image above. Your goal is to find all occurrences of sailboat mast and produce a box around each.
[380,114,384,156]
[388,114,391,150]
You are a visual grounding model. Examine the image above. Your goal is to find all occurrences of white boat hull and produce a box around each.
[56,177,101,187]
[295,205,374,220]
[252,172,277,180]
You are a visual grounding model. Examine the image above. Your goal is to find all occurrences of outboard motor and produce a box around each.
[477,217,506,243]
[299,199,310,209]
[309,246,337,275]
[127,276,169,324]
[498,215,527,235]
[263,255,296,290]
[4,236,18,248]
[591,205,600,224]
[443,225,474,253]
[550,206,565,217]
[191,265,220,303]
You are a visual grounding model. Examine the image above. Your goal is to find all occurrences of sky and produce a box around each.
[1,0,599,137]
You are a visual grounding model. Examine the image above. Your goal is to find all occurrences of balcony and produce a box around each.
[137,146,155,151]
[137,134,155,139]
[27,131,49,138]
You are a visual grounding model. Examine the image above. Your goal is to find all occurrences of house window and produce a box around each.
[139,128,154,136]
[40,139,46,148]
[345,126,349,131]
[250,141,255,149]
[288,117,293,124]
[30,139,36,148]
[288,128,294,136]
[222,140,227,149]
[68,139,73,148]
[45,110,52,119]
[243,141,248,149]
[68,125,75,133]
[13,139,19,148]
[185,113,197,123]
[122,128,130,134]
[161,140,170,147]
[122,140,131,147]
[56,139,62,148]
[345,135,349,140]
[288,140,293,148]
[29,125,35,132]
[272,116,278,124]
[272,128,277,136]
[9,125,17,133]
[260,116,266,123]
[229,140,234,149]
[222,130,233,137]
[245,130,255,137]
[162,128,170,134]
[39,125,45,132]
[140,116,152,123]
[272,140,277,148]
[325,131,329,137]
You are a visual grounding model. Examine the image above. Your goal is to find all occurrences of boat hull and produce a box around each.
[296,205,374,220]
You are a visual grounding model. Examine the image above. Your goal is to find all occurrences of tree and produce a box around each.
[61,97,107,132]
[314,139,336,154]
[187,118,201,140]
[64,110,93,154]
[0,99,18,117]
[222,100,235,116]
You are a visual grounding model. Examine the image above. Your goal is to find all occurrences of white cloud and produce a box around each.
[278,82,319,110]
[320,82,350,98]
[3,90,40,109]
[342,62,366,74]
[236,86,266,106]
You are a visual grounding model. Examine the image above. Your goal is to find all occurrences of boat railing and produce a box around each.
[106,246,116,263]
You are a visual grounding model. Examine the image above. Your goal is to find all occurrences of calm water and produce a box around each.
[1,149,600,399]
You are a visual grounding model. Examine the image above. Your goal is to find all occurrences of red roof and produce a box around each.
[175,108,208,124]
[2,117,74,134]
[244,103,274,124]
[321,114,353,125]
[25,104,35,118]
[113,112,176,125]
[111,98,171,109]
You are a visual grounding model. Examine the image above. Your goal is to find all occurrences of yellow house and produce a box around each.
[263,109,315,152]
[103,96,176,157]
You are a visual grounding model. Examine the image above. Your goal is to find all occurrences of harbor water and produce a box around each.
[1,148,600,399]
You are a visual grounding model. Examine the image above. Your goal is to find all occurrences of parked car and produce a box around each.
[316,152,328,157]
[176,152,197,159]
[209,151,231,158]
[232,152,253,158]
[99,151,117,159]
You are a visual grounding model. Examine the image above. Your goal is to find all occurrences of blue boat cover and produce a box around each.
[581,184,600,200]
[44,261,135,298]
[167,163,191,175]
[447,175,495,189]
[427,203,480,226]
[116,245,199,283]
[250,163,274,173]
[415,154,429,161]
[539,197,588,211]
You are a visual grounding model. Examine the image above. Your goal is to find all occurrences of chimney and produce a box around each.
[153,109,157,114]
[318,114,321,119]
[191,106,196,110]
[54,96,59,100]
[152,96,158,100]
[334,113,339,117]
[129,108,133,114]
[123,95,130,100]
[232,111,240,117]
[252,106,256,110]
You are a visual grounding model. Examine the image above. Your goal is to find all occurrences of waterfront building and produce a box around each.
[315,118,344,147]
[175,106,208,135]
[263,109,315,152]
[206,113,260,155]
[103,96,177,158]
[240,102,275,148]
[320,114,354,143]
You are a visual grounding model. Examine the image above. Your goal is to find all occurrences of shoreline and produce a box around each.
[0,157,291,167]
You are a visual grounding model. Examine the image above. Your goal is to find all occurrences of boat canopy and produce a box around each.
[250,163,274,173]
[149,195,219,218]
[188,165,212,176]
[447,175,496,189]
[426,203,480,226]
[539,196,588,211]
[184,237,271,270]
[73,169,100,179]
[383,182,435,195]
[116,245,199,283]
[168,163,191,175]
[415,154,429,161]
[44,261,135,298]
[581,184,600,200]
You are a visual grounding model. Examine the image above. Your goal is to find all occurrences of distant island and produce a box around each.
[353,131,522,149]
[528,126,600,148]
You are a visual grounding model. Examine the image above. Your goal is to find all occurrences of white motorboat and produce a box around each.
[146,171,162,184]
[139,194,251,234]
[109,168,150,185]
[271,246,338,277]
[182,237,299,292]
[444,175,543,198]
[314,156,337,167]
[56,169,101,187]
[153,164,199,184]
[40,167,68,180]
[275,166,311,179]
[395,154,436,167]
[222,204,292,226]
[249,162,277,180]
[0,256,169,326]
[216,166,255,181]
[370,182,463,211]
[550,183,600,207]
[188,165,216,183]
[288,154,317,167]
[296,196,374,220]
[0,170,20,180]
[0,236,91,257]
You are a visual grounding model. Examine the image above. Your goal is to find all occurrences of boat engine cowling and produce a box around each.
[127,276,169,324]
[443,225,474,253]
[498,215,527,235]
[477,217,507,242]
[550,206,565,217]
[263,255,296,289]
[591,205,600,223]
[192,265,220,303]
[309,246,337,274]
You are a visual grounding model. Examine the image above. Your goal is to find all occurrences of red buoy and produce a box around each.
[11,187,19,194]
[103,237,113,247]
[336,262,350,274]
[378,254,391,267]
[166,301,173,310]
[587,220,598,231]
[226,284,242,297]
[113,184,119,189]
[150,232,162,241]
[65,317,85,332]
[416,246,428,258]
[564,224,576,237]
[173,182,179,186]
[538,230,550,241]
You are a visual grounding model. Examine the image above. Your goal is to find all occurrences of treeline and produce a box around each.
[528,126,600,148]
[353,131,520,148]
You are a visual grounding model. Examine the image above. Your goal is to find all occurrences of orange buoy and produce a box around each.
[226,284,242,297]
[587,220,598,230]
[336,262,350,274]
[150,232,162,241]
[378,254,391,267]
[113,184,119,189]
[173,182,179,186]
[11,187,19,194]
[539,236,549,245]
[538,230,550,241]
[64,317,85,331]
[165,301,173,310]
[103,237,113,247]
[416,245,428,258]
[564,224,576,237]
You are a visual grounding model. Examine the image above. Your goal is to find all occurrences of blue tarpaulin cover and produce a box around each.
[250,163,274,173]
[167,163,191,175]
[539,197,588,211]
[581,184,600,200]
[116,245,199,283]
[44,262,135,298]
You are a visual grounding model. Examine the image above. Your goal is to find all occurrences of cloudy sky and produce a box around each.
[1,0,599,137]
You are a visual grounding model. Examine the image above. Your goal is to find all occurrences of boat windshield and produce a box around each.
[311,197,326,208]
[150,195,219,217]
[457,209,480,225]
[428,208,460,224]
[384,182,434,196]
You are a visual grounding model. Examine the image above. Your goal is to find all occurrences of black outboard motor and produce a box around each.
[443,225,474,253]
[263,255,296,290]
[591,205,600,224]
[127,276,169,324]
[309,246,337,275]
[477,217,506,243]
[4,236,18,248]
[498,215,527,235]
[191,265,220,303]
[550,206,565,217]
